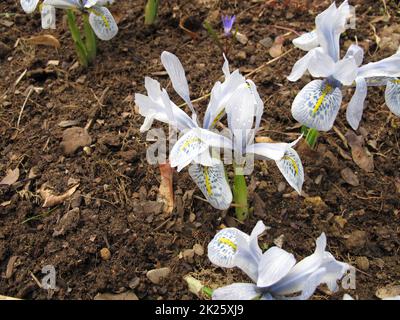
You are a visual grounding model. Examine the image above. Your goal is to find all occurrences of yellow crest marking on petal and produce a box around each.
[211,109,225,127]
[282,155,299,176]
[203,167,213,196]
[392,79,400,84]
[312,83,333,116]
[218,237,237,251]
[179,136,202,152]
[88,8,110,29]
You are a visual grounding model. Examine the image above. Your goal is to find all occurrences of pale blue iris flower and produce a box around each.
[136,52,304,210]
[288,1,400,131]
[20,0,118,40]
[208,221,350,300]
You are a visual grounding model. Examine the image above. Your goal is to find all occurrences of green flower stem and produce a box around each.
[203,21,224,52]
[233,165,248,221]
[144,0,159,25]
[83,14,97,63]
[302,126,319,149]
[67,9,88,67]
[202,286,213,298]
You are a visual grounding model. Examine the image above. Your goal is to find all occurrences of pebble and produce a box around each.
[355,256,370,271]
[146,267,171,284]
[259,37,273,49]
[235,51,247,60]
[345,230,367,249]
[193,244,204,256]
[100,248,111,261]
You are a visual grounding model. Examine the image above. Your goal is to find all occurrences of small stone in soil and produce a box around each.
[345,230,367,250]
[341,167,359,186]
[193,244,204,256]
[146,267,171,284]
[355,256,370,271]
[61,127,92,155]
[100,248,111,261]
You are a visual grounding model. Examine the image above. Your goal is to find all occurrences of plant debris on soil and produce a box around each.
[0,0,399,300]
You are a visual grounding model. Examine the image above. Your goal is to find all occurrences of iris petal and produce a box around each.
[291,79,342,131]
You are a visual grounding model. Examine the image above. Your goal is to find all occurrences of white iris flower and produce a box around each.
[208,221,350,300]
[288,1,400,131]
[136,52,305,210]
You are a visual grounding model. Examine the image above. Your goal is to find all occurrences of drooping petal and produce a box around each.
[41,5,56,29]
[161,51,195,116]
[20,0,40,13]
[292,30,319,52]
[207,227,250,268]
[188,161,232,210]
[212,283,260,300]
[346,77,368,130]
[291,79,343,131]
[207,222,266,282]
[256,247,296,288]
[88,6,118,41]
[385,79,400,117]
[170,128,232,171]
[245,142,288,161]
[285,267,327,300]
[275,147,304,194]
[42,0,77,9]
[357,53,400,79]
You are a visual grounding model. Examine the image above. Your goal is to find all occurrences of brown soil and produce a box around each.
[0,0,399,300]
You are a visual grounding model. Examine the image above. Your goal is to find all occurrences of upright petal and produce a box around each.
[270,233,350,299]
[41,5,56,29]
[20,0,40,13]
[161,51,195,115]
[385,79,400,116]
[212,283,260,300]
[256,247,296,288]
[88,6,118,40]
[203,70,246,129]
[315,1,347,62]
[275,147,304,194]
[188,161,232,210]
[343,44,364,67]
[269,233,326,296]
[332,57,358,86]
[292,30,319,52]
[291,79,343,131]
[346,77,367,130]
[287,49,317,82]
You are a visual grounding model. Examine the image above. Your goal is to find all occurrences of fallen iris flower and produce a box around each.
[135,52,304,219]
[208,221,350,300]
[21,0,118,66]
[288,0,400,140]
[221,15,236,36]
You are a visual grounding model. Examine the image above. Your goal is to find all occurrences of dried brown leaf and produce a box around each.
[39,184,79,208]
[0,168,19,186]
[26,35,60,49]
